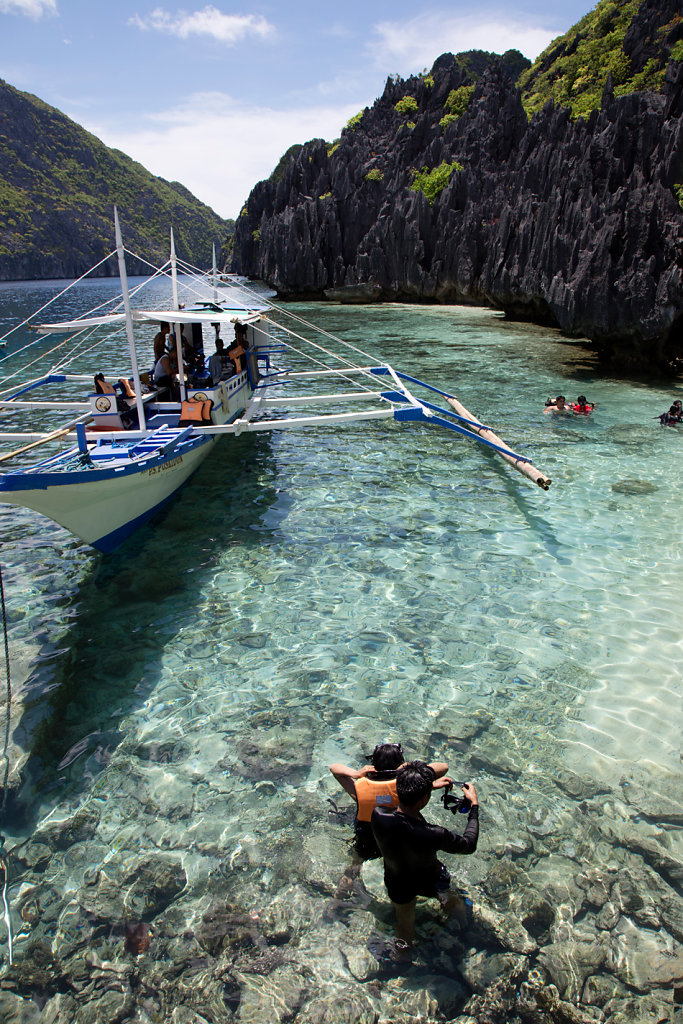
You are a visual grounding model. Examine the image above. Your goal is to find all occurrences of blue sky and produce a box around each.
[1,0,597,219]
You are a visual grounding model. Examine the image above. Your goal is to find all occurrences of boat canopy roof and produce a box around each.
[136,308,266,325]
[34,307,265,335]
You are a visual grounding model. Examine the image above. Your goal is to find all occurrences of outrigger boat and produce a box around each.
[0,210,550,553]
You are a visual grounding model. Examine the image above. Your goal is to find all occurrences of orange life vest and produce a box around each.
[119,377,136,399]
[228,343,245,374]
[354,774,399,822]
[179,398,213,426]
[95,379,116,394]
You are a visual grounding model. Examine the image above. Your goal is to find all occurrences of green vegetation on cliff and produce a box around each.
[519,0,682,118]
[410,161,464,204]
[0,78,233,280]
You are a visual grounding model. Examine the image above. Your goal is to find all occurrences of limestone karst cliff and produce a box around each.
[232,1,683,372]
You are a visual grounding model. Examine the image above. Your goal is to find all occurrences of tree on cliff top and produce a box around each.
[519,0,683,118]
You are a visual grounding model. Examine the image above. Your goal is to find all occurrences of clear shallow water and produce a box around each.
[0,281,681,1020]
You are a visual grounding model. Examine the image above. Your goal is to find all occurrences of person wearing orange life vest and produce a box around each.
[328,743,450,899]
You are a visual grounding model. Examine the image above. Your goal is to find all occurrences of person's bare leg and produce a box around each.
[334,851,363,899]
[394,899,416,946]
[439,890,467,928]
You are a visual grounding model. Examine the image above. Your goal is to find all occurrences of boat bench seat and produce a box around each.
[145,413,181,429]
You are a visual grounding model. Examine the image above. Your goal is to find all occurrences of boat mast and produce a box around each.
[114,207,146,429]
[212,243,218,304]
[170,228,187,402]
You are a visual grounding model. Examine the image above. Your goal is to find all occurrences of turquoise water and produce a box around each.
[0,280,681,1019]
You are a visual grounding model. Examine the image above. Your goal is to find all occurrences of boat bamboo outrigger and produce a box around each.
[0,209,550,552]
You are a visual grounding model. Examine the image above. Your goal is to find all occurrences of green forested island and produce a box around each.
[0,78,233,281]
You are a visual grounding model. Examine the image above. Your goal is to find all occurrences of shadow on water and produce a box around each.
[1,431,280,833]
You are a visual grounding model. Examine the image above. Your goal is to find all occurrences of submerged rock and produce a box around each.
[610,479,659,495]
[297,990,378,1024]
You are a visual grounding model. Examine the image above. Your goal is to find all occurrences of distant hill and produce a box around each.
[232,0,683,373]
[0,78,233,281]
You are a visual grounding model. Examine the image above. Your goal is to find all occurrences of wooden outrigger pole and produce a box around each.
[446,394,551,490]
[0,412,94,465]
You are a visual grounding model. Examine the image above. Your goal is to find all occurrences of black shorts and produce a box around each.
[353,821,380,861]
[384,862,451,905]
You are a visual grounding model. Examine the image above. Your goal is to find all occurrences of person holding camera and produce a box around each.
[328,743,449,899]
[371,760,479,947]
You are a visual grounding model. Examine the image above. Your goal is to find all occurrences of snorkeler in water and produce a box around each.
[543,395,572,415]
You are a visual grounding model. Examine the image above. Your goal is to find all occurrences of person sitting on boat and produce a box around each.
[328,743,449,898]
[153,333,175,394]
[571,395,594,415]
[181,330,198,372]
[152,321,170,355]
[227,336,246,374]
[659,403,682,426]
[234,321,249,349]
[208,335,236,385]
[543,395,572,415]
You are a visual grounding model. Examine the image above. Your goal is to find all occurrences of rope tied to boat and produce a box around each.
[0,562,13,964]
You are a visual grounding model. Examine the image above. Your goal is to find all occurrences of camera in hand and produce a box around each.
[441,782,471,814]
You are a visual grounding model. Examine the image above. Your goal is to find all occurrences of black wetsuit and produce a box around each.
[371,804,479,904]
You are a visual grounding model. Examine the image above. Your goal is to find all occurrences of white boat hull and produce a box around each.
[0,435,219,552]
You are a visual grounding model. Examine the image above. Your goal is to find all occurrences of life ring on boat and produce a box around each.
[95,396,112,412]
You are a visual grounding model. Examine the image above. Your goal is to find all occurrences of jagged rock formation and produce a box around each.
[0,79,233,281]
[233,5,683,372]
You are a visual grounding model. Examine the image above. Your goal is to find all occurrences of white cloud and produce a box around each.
[83,93,359,220]
[370,12,559,70]
[130,5,274,45]
[0,0,56,17]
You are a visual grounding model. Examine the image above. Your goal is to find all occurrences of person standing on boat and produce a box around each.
[328,744,449,897]
[371,761,479,948]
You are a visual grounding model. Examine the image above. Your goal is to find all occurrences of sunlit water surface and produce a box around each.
[0,276,681,1016]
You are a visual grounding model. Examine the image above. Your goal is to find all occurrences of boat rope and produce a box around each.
[0,249,117,349]
[51,325,130,374]
[385,364,431,415]
[220,277,380,366]
[0,564,11,815]
[0,325,102,387]
[261,316,381,389]
[0,563,14,965]
[0,264,172,388]
[258,318,381,395]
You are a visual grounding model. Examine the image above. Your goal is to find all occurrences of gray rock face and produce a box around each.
[233,36,683,373]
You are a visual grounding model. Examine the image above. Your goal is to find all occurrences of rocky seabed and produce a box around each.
[0,701,680,1024]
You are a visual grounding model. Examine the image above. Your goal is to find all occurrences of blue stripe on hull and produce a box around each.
[90,439,219,552]
[91,490,179,552]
